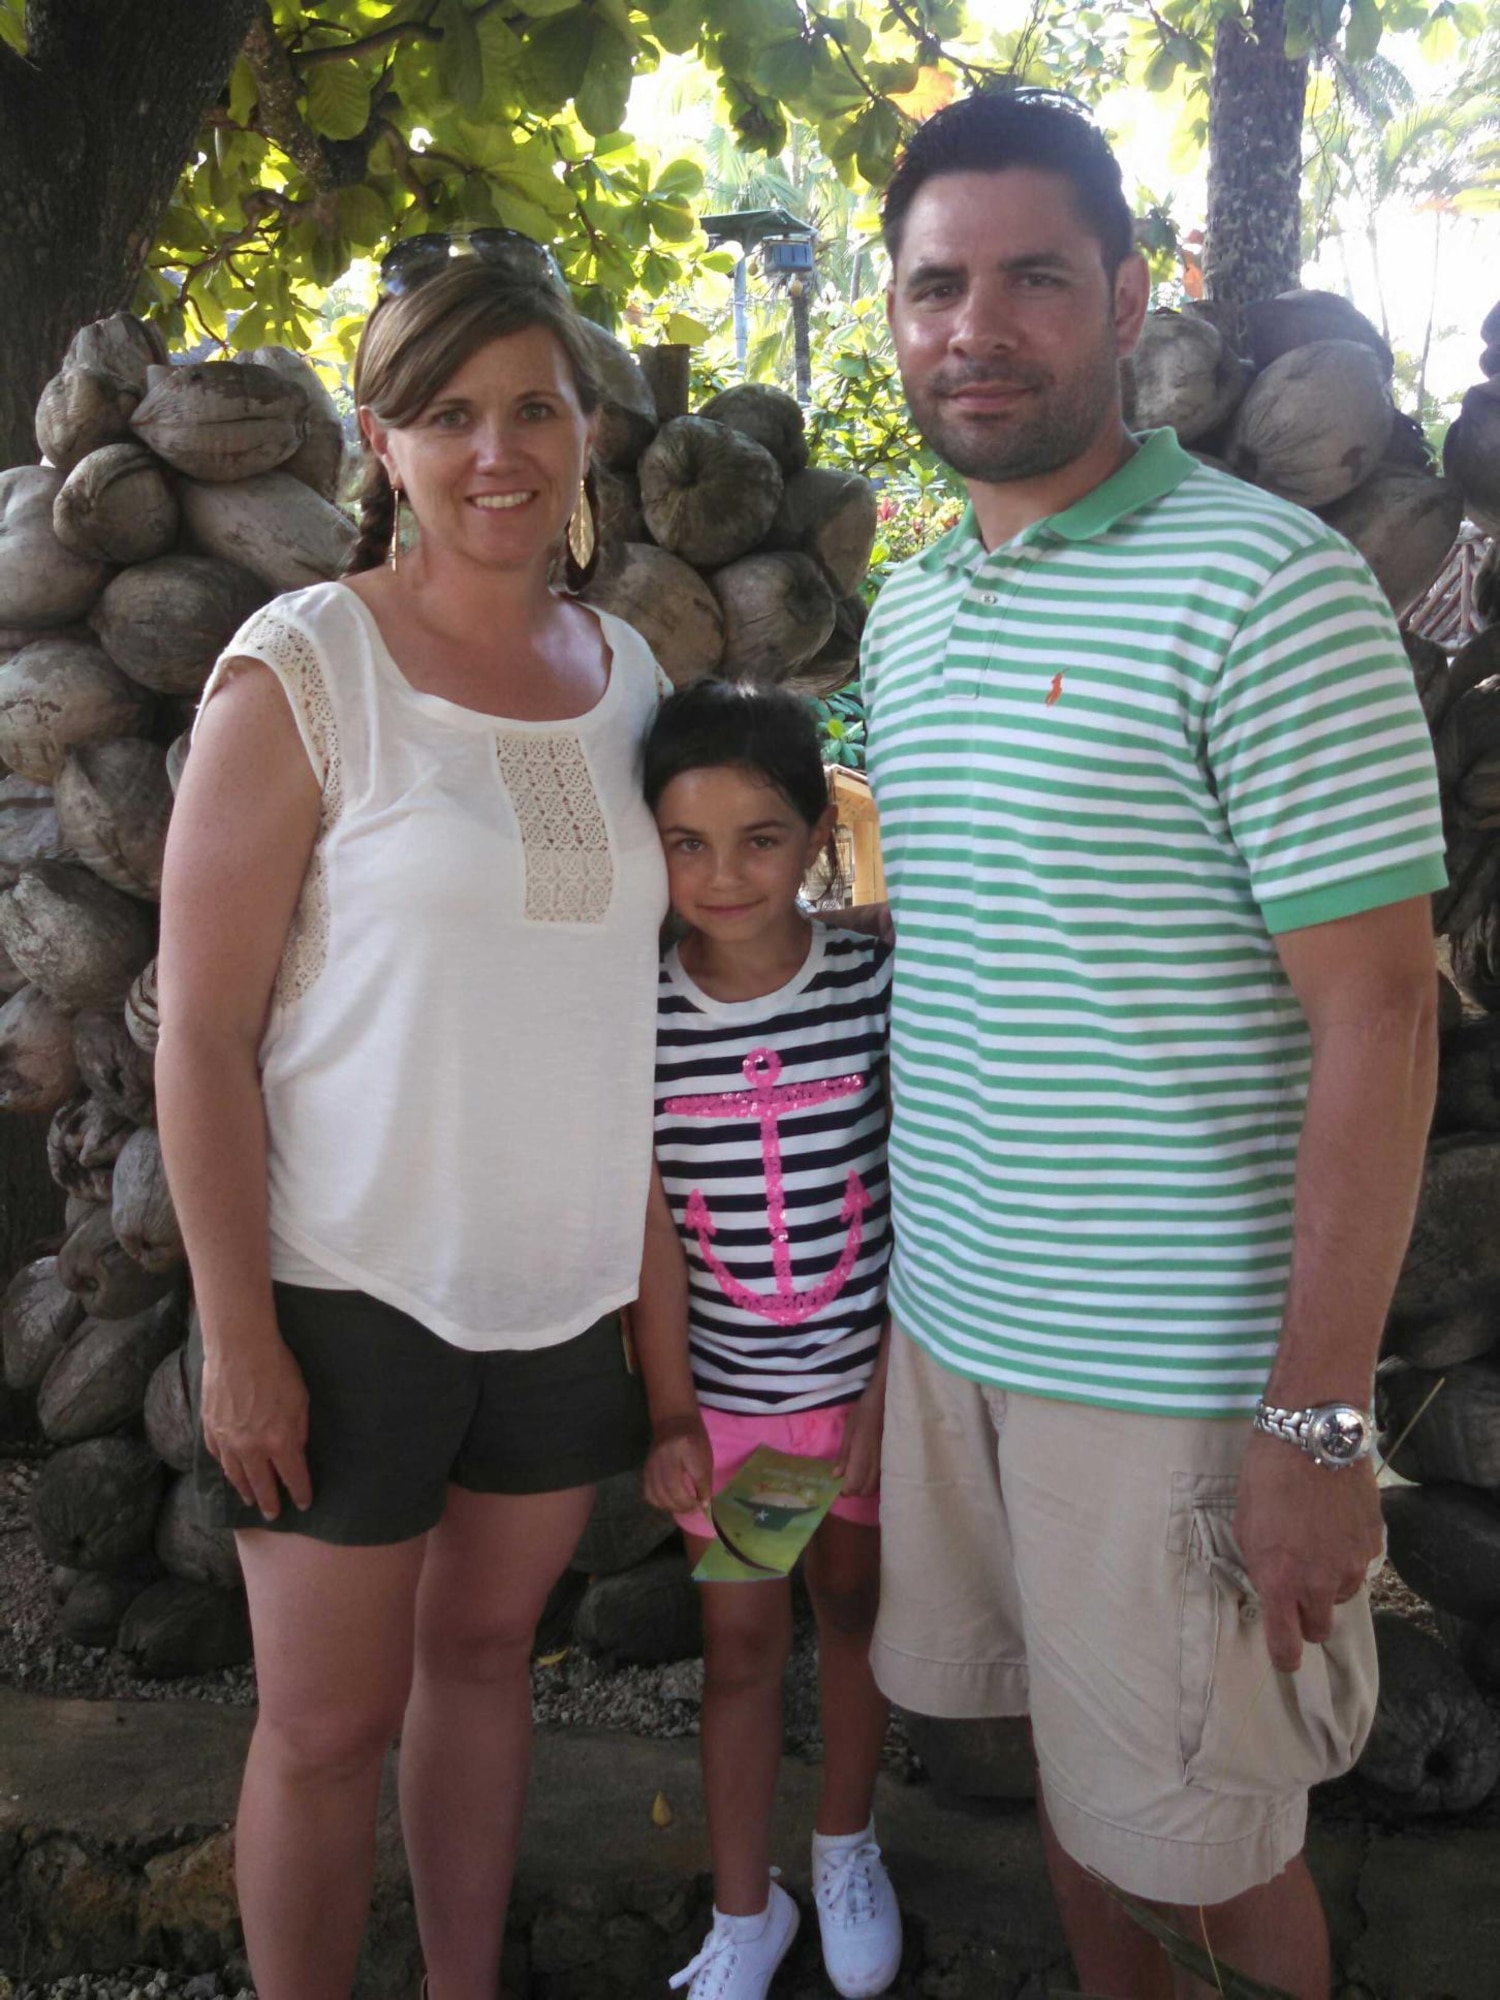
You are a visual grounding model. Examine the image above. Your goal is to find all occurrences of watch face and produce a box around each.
[1311,1409,1367,1462]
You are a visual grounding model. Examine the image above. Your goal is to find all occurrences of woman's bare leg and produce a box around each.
[400,1483,596,2000]
[235,1529,427,2000]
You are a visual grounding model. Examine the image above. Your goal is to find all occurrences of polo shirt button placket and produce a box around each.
[945,557,1022,702]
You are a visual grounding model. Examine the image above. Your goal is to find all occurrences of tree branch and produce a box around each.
[294,21,441,69]
[242,3,335,193]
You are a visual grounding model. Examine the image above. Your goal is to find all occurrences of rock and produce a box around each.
[574,1548,702,1665]
[138,1829,240,1962]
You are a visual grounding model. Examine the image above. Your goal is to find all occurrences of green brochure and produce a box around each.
[692,1446,842,1584]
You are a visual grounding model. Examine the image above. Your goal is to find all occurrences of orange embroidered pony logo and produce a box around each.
[1045,673,1064,706]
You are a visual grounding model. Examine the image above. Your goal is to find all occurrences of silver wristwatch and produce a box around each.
[1252,1399,1374,1469]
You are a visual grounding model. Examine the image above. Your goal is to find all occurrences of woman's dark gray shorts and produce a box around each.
[192,1284,649,1546]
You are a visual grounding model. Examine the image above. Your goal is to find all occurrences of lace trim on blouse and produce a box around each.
[494,731,613,925]
[232,608,344,1004]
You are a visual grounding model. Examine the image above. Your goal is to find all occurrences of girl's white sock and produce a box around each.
[812,1818,874,1862]
[714,1899,772,1941]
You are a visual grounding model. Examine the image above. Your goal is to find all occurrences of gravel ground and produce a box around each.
[2,1975,252,2000]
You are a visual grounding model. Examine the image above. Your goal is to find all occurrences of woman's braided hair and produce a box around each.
[343,259,605,582]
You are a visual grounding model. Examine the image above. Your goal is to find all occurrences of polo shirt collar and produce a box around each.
[918,427,1198,572]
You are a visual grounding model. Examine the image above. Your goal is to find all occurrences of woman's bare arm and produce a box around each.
[155,662,321,1518]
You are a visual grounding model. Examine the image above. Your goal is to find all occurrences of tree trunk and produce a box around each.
[0,0,260,471]
[1202,0,1309,350]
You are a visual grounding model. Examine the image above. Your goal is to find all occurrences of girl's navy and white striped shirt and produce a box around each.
[654,925,893,1414]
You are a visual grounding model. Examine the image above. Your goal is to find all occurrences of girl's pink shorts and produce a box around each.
[673,1402,881,1540]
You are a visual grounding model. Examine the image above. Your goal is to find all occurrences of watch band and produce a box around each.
[1253,1398,1373,1468]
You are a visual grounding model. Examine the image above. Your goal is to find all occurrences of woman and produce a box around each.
[156,246,694,2000]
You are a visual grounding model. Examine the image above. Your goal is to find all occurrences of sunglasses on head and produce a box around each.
[378,229,567,298]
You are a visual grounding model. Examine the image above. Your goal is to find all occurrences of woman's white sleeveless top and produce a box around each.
[198,581,669,1351]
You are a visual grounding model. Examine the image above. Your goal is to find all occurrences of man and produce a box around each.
[861,91,1444,1998]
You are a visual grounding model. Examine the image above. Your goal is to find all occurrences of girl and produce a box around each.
[639,679,901,2000]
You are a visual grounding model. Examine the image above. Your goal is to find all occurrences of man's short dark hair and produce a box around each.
[881,90,1135,275]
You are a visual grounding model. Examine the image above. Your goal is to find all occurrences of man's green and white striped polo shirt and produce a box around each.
[862,427,1446,1418]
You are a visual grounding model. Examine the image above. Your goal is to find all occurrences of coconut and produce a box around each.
[28,1435,166,1570]
[1226,339,1395,507]
[639,417,784,569]
[246,346,347,501]
[155,1473,241,1589]
[178,471,356,591]
[1321,470,1465,618]
[764,468,879,599]
[584,544,724,688]
[53,443,179,566]
[796,592,867,700]
[1,1256,85,1394]
[47,1089,134,1203]
[1382,410,1435,474]
[66,313,170,396]
[124,957,160,1054]
[697,384,809,477]
[0,773,69,888]
[37,1295,184,1445]
[166,730,190,797]
[712,551,837,680]
[1443,380,1500,537]
[58,1556,163,1650]
[1245,290,1394,378]
[57,1205,179,1320]
[0,860,155,1009]
[111,1125,182,1273]
[131,360,307,482]
[90,553,267,696]
[592,464,646,549]
[144,1342,195,1472]
[0,983,80,1116]
[1129,309,1250,445]
[74,1009,154,1126]
[0,634,150,784]
[0,467,114,630]
[117,1577,251,1677]
[35,366,140,476]
[574,322,658,471]
[54,738,173,902]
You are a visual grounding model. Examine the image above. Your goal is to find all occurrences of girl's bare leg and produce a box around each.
[802,1516,887,1836]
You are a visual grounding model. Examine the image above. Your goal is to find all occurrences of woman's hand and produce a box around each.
[202,1332,313,1521]
[834,1380,886,1497]
[644,1410,713,1516]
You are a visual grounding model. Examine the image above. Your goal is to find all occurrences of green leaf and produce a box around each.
[336,183,392,250]
[648,198,697,242]
[521,12,593,113]
[654,158,705,200]
[493,185,561,241]
[576,24,633,136]
[752,36,815,100]
[1342,0,1382,60]
[227,55,258,128]
[853,100,901,186]
[305,61,370,141]
[646,0,703,55]
[437,0,485,115]
[0,2,25,55]
[666,311,710,343]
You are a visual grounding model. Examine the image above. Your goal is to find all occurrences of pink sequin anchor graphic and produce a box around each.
[664,1047,871,1327]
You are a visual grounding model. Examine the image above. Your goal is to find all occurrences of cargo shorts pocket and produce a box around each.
[1170,1471,1379,1797]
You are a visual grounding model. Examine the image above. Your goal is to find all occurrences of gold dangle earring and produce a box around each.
[566,476,595,571]
[388,479,402,573]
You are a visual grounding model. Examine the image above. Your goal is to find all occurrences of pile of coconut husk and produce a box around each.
[1127,287,1482,619]
[578,335,876,698]
[0,314,358,1677]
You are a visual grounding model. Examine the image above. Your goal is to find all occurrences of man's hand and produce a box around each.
[644,1411,713,1516]
[1231,1428,1384,1673]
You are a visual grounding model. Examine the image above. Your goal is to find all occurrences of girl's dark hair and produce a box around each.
[882,89,1134,276]
[345,259,604,586]
[644,678,830,829]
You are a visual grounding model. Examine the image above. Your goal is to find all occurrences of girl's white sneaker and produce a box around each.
[812,1828,903,1998]
[668,1879,800,1999]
